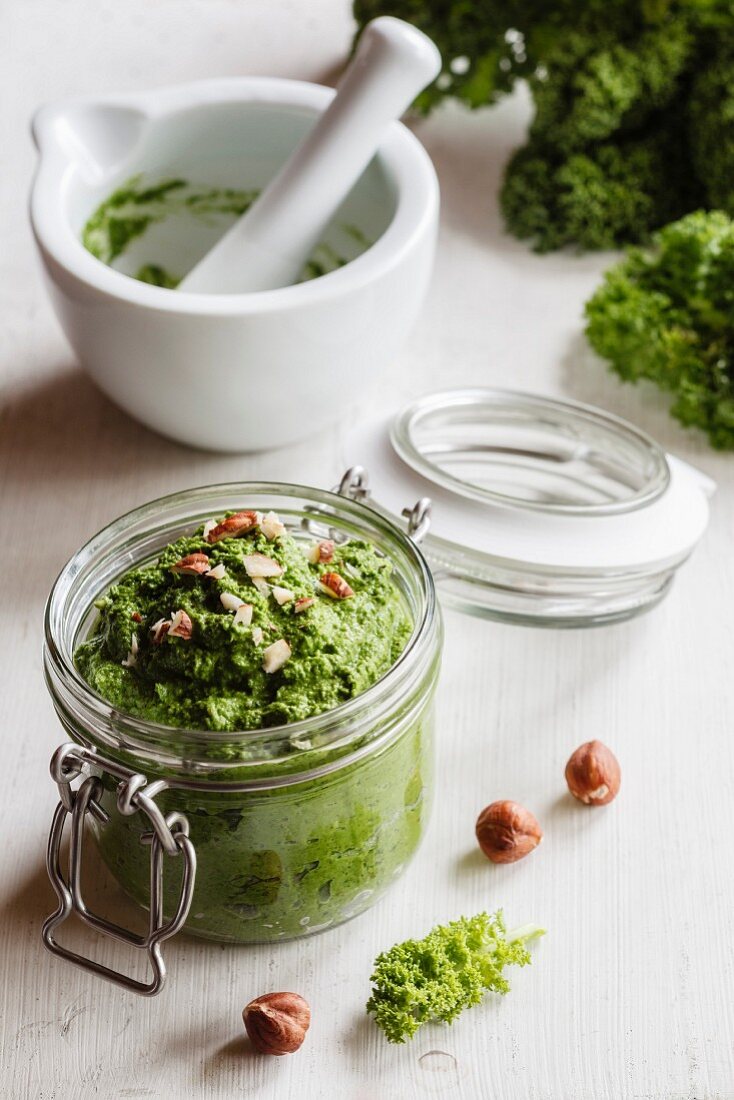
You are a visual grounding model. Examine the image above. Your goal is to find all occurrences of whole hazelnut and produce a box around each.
[475,800,543,864]
[565,740,621,805]
[242,991,311,1055]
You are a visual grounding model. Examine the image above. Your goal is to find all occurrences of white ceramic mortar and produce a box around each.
[30,79,439,451]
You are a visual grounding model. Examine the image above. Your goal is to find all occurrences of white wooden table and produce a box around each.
[2,3,733,1097]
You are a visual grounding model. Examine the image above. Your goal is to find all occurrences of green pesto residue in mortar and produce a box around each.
[73,513,434,944]
[82,175,369,287]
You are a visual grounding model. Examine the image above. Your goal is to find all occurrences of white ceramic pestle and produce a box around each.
[179,17,441,294]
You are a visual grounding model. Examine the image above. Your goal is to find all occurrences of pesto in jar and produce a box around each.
[75,510,436,942]
[76,514,411,730]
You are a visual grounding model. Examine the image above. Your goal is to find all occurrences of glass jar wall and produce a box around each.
[44,483,441,944]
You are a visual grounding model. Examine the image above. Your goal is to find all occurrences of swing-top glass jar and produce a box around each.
[42,480,440,993]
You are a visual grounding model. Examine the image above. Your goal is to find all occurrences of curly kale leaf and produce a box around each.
[528,21,693,153]
[688,32,734,215]
[353,0,683,113]
[353,0,730,111]
[501,123,699,252]
[353,0,734,250]
[366,911,544,1043]
[353,0,542,111]
[585,210,734,447]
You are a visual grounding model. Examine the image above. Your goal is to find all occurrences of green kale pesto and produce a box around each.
[75,516,412,731]
[74,511,436,943]
[92,714,433,942]
[81,175,367,287]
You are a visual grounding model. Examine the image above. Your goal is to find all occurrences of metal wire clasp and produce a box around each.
[42,743,196,996]
[336,465,371,502]
[401,498,432,544]
[336,467,432,544]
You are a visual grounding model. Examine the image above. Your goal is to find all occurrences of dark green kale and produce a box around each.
[501,125,698,252]
[688,32,734,214]
[585,210,734,447]
[353,1,734,250]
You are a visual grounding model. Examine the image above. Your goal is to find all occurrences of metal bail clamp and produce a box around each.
[336,466,432,544]
[42,743,197,996]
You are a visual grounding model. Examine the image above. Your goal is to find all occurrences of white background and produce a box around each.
[2,2,733,1098]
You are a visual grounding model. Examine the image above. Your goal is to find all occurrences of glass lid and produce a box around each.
[390,389,670,516]
[339,387,713,627]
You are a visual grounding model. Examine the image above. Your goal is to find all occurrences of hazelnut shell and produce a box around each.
[243,991,311,1056]
[475,800,543,864]
[565,740,621,805]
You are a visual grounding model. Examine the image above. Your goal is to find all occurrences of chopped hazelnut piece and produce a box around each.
[234,603,254,627]
[294,597,315,614]
[307,539,335,564]
[206,511,261,544]
[220,592,245,613]
[261,511,287,541]
[271,586,295,606]
[150,618,170,645]
[202,519,217,540]
[318,572,354,599]
[205,562,227,581]
[171,552,211,576]
[121,633,139,668]
[252,626,264,646]
[244,553,284,579]
[262,638,291,674]
[168,609,193,640]
[252,577,271,596]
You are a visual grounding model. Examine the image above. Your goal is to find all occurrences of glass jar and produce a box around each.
[43,482,440,991]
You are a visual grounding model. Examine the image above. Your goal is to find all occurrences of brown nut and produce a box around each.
[170,552,210,576]
[565,740,621,805]
[206,511,260,544]
[168,609,193,640]
[475,800,543,864]
[307,539,335,564]
[318,572,354,599]
[243,992,310,1056]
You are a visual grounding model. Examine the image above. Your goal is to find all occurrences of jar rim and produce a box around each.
[390,388,671,517]
[44,481,438,777]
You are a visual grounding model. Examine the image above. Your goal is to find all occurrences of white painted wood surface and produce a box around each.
[2,3,733,1097]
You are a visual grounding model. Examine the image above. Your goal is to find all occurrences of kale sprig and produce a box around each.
[366,910,544,1043]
